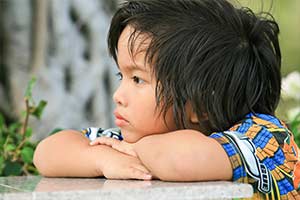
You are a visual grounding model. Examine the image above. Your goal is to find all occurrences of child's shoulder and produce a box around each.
[230,113,294,147]
[210,113,300,199]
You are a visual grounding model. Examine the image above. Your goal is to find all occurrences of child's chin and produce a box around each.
[121,132,140,143]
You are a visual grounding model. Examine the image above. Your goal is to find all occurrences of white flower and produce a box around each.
[281,71,300,100]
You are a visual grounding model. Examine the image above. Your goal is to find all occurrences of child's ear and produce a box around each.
[185,101,199,123]
[190,111,199,123]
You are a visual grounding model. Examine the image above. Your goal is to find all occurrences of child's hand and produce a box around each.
[90,137,152,180]
[100,150,152,180]
[90,137,137,157]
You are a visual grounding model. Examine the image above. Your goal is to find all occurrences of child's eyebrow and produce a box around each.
[120,63,148,72]
[132,64,148,72]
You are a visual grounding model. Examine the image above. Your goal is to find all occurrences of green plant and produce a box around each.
[0,77,47,176]
[290,112,300,147]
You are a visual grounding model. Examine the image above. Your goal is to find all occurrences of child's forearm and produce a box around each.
[34,130,108,177]
[34,130,152,180]
[134,130,232,181]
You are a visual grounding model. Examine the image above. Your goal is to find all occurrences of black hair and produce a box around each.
[107,0,281,134]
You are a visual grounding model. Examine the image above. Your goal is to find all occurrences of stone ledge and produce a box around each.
[0,176,253,200]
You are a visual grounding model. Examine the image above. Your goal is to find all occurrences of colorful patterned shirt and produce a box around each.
[210,113,300,199]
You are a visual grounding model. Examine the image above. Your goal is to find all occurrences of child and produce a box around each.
[33,0,300,199]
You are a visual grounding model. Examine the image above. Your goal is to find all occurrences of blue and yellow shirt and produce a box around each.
[210,113,300,199]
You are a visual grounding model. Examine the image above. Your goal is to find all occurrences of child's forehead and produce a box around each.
[117,25,152,72]
[118,25,151,56]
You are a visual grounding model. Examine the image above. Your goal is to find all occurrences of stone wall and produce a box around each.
[0,0,118,140]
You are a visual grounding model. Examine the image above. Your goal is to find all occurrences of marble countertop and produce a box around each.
[0,176,253,200]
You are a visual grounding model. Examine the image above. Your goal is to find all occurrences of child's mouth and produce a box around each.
[114,111,129,127]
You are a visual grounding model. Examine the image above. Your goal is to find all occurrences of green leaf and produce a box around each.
[8,123,21,135]
[291,121,300,131]
[0,113,4,130]
[24,141,37,148]
[26,164,39,175]
[3,161,23,176]
[25,127,33,138]
[31,100,47,119]
[24,77,37,100]
[0,137,5,147]
[0,156,4,174]
[4,144,16,152]
[21,146,34,164]
[14,132,23,143]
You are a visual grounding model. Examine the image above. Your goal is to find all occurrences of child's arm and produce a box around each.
[90,129,232,181]
[134,130,232,181]
[33,130,152,180]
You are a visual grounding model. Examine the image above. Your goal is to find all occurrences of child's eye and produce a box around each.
[132,76,145,84]
[115,72,123,81]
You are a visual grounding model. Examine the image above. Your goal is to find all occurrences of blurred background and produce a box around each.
[0,0,299,141]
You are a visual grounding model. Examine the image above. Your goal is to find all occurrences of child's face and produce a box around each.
[113,26,177,143]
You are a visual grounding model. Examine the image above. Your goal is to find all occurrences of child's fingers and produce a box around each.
[90,137,113,146]
[128,166,152,180]
[90,137,138,157]
[105,167,152,180]
[89,137,105,145]
[132,163,151,174]
[90,137,120,147]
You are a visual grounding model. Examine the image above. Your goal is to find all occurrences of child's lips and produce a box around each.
[114,111,129,127]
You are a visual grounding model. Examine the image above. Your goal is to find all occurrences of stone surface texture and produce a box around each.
[0,176,253,200]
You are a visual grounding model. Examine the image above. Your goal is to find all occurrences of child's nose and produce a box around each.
[113,86,128,107]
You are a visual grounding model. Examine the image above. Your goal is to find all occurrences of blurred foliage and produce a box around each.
[238,0,300,75]
[0,77,47,176]
[291,113,300,146]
